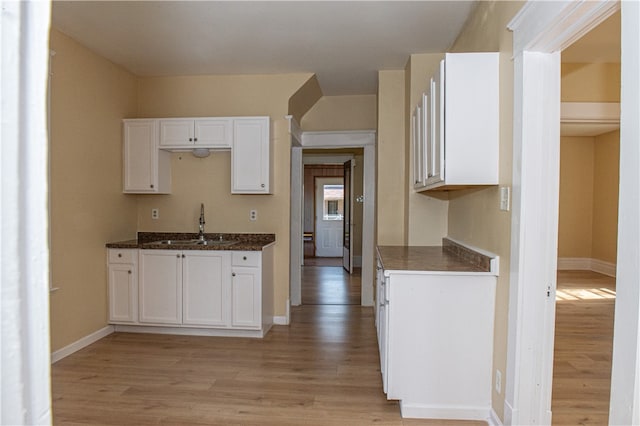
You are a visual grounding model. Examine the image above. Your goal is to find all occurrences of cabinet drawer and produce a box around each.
[232,251,260,267]
[108,249,137,264]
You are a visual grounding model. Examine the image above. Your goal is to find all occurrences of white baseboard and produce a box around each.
[114,324,267,338]
[273,316,289,325]
[488,408,504,426]
[591,258,616,277]
[399,401,491,421]
[51,325,114,363]
[557,257,616,277]
[503,399,516,426]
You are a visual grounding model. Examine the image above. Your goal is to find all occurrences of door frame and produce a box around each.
[505,1,639,425]
[287,123,376,307]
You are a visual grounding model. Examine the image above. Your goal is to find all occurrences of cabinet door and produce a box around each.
[182,251,231,327]
[159,119,194,147]
[124,120,157,192]
[108,263,137,323]
[426,60,445,186]
[412,104,424,189]
[195,119,232,148]
[230,267,261,329]
[139,250,182,324]
[232,118,270,194]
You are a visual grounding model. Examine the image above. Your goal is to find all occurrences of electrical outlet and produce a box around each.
[249,210,257,221]
[500,186,511,211]
[151,208,159,220]
[495,369,502,395]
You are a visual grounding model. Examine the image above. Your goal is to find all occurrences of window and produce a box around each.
[323,184,344,220]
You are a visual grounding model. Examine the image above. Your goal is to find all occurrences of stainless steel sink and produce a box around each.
[150,239,238,247]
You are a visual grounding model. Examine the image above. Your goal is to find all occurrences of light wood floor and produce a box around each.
[552,270,616,426]
[52,308,484,425]
[302,265,361,305]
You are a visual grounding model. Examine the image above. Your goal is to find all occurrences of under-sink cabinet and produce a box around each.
[159,118,232,149]
[108,246,274,337]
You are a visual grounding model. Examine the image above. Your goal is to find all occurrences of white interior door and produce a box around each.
[315,177,344,257]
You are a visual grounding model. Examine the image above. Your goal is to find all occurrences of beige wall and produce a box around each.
[558,132,620,263]
[377,70,406,245]
[136,73,311,318]
[561,62,621,102]
[49,29,139,351]
[558,137,595,258]
[300,95,377,131]
[288,75,323,124]
[405,54,449,245]
[446,1,523,421]
[592,130,619,263]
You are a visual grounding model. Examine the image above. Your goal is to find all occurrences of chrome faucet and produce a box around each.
[198,203,205,241]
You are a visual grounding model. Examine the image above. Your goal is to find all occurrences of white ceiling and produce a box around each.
[51,1,476,96]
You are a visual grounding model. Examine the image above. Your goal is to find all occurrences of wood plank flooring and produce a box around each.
[52,304,484,425]
[552,270,616,426]
[302,266,361,305]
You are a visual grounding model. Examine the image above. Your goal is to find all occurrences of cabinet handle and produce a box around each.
[182,254,185,258]
[118,253,122,258]
[128,270,132,275]
[189,138,193,142]
[243,256,247,260]
[150,184,154,189]
[261,184,265,188]
[232,272,236,277]
[176,254,180,258]
[194,137,198,142]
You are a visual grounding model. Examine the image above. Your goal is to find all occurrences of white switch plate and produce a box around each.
[249,210,257,221]
[151,208,159,220]
[500,187,511,211]
[495,369,502,394]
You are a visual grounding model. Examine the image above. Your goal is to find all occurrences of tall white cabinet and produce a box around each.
[123,119,171,193]
[232,117,271,194]
[413,53,499,192]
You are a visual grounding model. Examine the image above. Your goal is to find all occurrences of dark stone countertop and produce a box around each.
[106,232,275,251]
[377,238,496,273]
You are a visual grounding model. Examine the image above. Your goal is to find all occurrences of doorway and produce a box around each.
[552,12,620,424]
[301,152,362,305]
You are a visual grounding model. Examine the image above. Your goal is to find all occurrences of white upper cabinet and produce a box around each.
[123,119,171,194]
[159,118,232,149]
[413,52,499,192]
[232,117,271,194]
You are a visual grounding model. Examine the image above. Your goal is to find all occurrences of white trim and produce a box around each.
[610,3,640,424]
[273,315,289,325]
[506,1,628,425]
[557,257,617,277]
[285,115,302,146]
[303,154,354,165]
[114,324,270,338]
[398,402,491,421]
[289,130,376,307]
[488,408,504,426]
[51,326,114,363]
[290,147,303,306]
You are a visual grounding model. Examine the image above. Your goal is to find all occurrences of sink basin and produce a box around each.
[150,239,238,247]
[198,240,238,247]
[151,239,202,245]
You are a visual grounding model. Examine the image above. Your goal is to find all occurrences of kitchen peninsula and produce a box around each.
[106,232,275,338]
[376,238,498,421]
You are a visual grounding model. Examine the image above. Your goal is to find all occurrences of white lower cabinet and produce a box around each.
[139,250,183,325]
[376,253,497,420]
[110,247,273,336]
[107,249,138,324]
[182,251,231,327]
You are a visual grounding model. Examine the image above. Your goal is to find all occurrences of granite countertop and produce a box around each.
[377,238,495,273]
[106,232,275,251]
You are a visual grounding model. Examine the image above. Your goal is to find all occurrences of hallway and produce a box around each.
[301,261,361,305]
